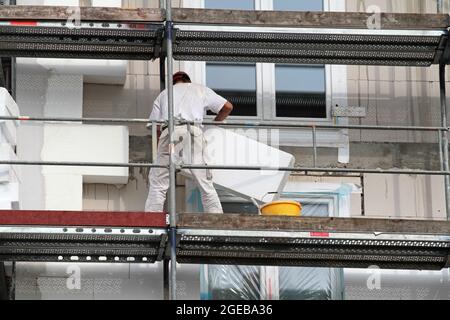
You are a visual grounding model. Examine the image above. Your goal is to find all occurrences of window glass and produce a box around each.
[273,0,323,11]
[300,203,329,216]
[205,0,254,10]
[275,65,326,118]
[206,63,258,117]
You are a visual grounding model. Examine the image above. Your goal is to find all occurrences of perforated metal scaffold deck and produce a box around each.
[0,24,164,60]
[0,6,449,65]
[0,211,168,263]
[0,211,449,270]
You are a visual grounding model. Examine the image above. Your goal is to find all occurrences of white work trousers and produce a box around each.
[145,125,223,214]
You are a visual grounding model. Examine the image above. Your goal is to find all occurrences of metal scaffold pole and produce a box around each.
[165,0,177,301]
[159,51,170,302]
[439,63,450,220]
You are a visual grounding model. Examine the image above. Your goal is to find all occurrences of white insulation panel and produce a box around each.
[183,127,295,203]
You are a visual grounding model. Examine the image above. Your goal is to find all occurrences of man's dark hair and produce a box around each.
[173,71,191,85]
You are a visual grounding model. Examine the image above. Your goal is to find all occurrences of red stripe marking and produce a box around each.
[310,232,330,237]
[129,23,146,29]
[10,21,38,26]
[0,210,167,228]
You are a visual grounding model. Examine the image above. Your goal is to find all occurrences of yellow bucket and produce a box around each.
[260,201,302,217]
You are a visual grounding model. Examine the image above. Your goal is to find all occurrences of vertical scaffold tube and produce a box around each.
[439,64,450,220]
[165,0,177,300]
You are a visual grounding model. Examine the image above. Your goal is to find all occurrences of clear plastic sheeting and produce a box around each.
[279,267,344,300]
[201,265,261,300]
[200,265,344,301]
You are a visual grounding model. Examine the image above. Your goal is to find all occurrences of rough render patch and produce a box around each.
[130,134,444,171]
[129,135,153,162]
[281,142,443,171]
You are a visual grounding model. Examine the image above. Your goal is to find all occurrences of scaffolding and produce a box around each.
[0,3,450,300]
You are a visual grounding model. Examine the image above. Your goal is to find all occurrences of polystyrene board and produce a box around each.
[182,127,295,203]
[0,121,17,146]
[0,88,20,146]
[44,174,82,211]
[0,144,20,183]
[0,88,20,119]
[41,124,129,185]
[17,58,127,86]
[0,201,12,210]
[0,182,19,203]
[0,169,9,184]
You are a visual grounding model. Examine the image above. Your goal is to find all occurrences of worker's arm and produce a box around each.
[214,101,234,122]
[156,125,162,143]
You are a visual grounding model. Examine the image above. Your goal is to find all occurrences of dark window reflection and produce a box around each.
[206,63,257,117]
[275,65,326,118]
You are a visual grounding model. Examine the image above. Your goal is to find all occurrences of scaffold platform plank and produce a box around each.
[0,7,447,30]
[176,214,450,270]
[0,6,164,23]
[177,213,450,235]
[0,211,448,270]
[172,9,450,29]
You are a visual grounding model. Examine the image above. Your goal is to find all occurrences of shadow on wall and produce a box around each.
[83,167,150,212]
[83,76,161,137]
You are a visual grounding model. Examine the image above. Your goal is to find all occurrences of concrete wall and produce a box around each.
[11,0,450,300]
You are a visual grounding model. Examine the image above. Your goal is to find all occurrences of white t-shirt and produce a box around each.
[149,83,227,122]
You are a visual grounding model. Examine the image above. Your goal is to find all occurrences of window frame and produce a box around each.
[283,194,337,217]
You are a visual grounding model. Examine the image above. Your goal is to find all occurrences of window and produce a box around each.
[215,187,259,214]
[206,63,258,117]
[204,1,257,118]
[273,0,327,120]
[184,0,333,122]
[275,65,326,118]
[273,0,323,11]
[300,202,329,216]
[205,0,254,10]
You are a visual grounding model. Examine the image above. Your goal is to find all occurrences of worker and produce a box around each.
[145,71,234,214]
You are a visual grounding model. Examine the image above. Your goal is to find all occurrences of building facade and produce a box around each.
[6,0,450,300]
